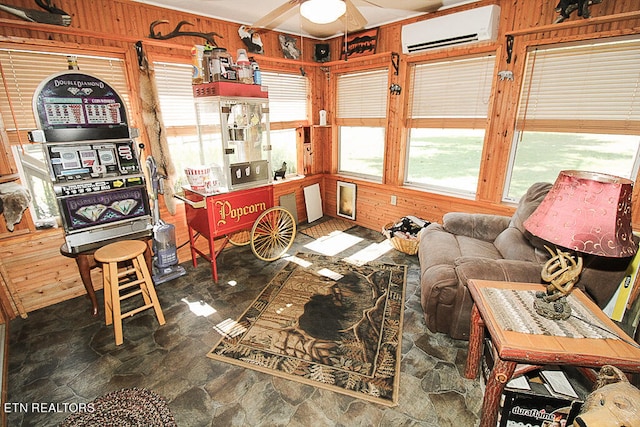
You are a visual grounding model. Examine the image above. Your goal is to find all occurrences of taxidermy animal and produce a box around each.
[0,0,71,26]
[0,182,32,232]
[572,365,640,427]
[238,25,264,55]
[135,41,177,215]
[555,0,602,23]
[274,162,287,180]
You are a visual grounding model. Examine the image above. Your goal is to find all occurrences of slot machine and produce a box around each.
[29,71,152,253]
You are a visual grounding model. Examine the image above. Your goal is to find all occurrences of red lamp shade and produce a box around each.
[523,170,636,258]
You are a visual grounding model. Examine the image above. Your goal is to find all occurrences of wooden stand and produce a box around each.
[465,279,640,427]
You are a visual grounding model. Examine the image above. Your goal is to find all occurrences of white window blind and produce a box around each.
[337,69,389,119]
[517,37,640,133]
[261,71,308,123]
[409,55,495,127]
[0,49,128,131]
[153,62,197,127]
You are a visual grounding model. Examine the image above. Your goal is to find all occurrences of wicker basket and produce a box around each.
[383,223,420,255]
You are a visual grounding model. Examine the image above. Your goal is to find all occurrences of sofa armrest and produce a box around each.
[454,257,544,285]
[442,212,511,242]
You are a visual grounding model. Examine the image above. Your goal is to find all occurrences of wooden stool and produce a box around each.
[94,240,165,345]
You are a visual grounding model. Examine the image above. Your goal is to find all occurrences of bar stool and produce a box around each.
[94,240,166,345]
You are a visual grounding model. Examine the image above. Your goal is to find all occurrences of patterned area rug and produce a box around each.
[60,388,176,426]
[301,217,355,239]
[208,253,407,406]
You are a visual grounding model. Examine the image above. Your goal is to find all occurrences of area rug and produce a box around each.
[207,252,407,406]
[60,387,176,427]
[301,217,355,239]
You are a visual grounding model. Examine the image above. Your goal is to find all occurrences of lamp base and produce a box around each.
[533,291,572,320]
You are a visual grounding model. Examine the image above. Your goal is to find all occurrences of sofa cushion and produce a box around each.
[443,212,511,242]
[496,182,552,253]
[509,182,553,234]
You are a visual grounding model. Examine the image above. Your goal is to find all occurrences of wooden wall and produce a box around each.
[0,0,639,317]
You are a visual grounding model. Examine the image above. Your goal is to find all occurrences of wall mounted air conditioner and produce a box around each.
[401,5,500,54]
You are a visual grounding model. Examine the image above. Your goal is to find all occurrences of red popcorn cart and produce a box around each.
[177,82,296,281]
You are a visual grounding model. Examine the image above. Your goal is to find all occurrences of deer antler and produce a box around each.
[149,20,222,47]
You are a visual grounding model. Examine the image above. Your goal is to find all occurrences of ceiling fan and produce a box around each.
[252,0,443,38]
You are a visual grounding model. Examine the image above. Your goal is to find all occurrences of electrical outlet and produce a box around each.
[390,195,397,206]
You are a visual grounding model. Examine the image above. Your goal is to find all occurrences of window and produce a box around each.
[261,71,308,176]
[336,68,389,180]
[505,37,640,201]
[0,48,128,227]
[153,65,308,186]
[153,62,202,190]
[405,54,495,196]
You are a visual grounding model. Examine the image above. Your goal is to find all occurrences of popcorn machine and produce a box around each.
[29,71,152,253]
[178,82,295,282]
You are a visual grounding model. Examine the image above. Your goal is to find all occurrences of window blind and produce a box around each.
[261,71,308,123]
[409,55,495,127]
[0,49,128,131]
[153,62,197,127]
[337,68,389,119]
[516,37,640,133]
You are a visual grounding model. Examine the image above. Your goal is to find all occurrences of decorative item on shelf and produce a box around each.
[523,170,636,320]
[273,162,286,180]
[314,44,330,63]
[0,0,71,26]
[238,25,264,54]
[554,0,603,23]
[148,20,222,47]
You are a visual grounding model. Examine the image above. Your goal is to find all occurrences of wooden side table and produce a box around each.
[60,237,152,317]
[464,279,640,427]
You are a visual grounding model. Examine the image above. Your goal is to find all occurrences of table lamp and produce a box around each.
[523,170,636,320]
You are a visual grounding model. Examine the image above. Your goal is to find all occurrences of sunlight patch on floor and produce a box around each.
[303,231,363,256]
[181,298,216,317]
[214,318,247,338]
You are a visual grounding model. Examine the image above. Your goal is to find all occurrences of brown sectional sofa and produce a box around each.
[418,182,631,340]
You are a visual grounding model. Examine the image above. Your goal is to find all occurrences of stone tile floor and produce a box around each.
[7,222,482,426]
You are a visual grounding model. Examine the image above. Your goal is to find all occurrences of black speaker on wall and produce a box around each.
[314,44,330,62]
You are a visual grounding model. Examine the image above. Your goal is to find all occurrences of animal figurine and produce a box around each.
[238,25,264,54]
[571,365,640,427]
[274,162,287,180]
[555,0,603,23]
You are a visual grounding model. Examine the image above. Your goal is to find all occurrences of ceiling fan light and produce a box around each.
[300,0,346,25]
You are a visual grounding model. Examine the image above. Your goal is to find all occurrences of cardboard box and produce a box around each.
[193,81,268,98]
[482,340,591,427]
[499,386,582,427]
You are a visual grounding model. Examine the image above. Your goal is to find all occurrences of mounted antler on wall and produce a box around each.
[0,0,71,26]
[554,0,603,23]
[149,20,222,47]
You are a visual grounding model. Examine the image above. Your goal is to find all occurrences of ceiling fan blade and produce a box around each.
[341,0,368,32]
[358,0,442,12]
[253,0,301,29]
